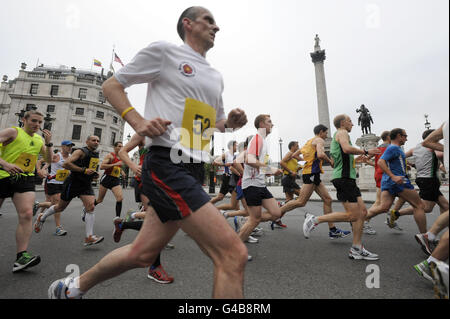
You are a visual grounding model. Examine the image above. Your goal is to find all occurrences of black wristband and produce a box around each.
[364,149,368,156]
[45,143,53,147]
[224,123,228,129]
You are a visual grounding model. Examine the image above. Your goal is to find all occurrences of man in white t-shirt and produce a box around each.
[238,115,282,257]
[414,121,449,299]
[48,6,249,299]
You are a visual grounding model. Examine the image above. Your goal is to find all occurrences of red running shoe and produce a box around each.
[147,265,174,284]
[113,217,123,243]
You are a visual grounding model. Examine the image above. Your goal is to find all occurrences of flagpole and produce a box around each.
[110,44,115,73]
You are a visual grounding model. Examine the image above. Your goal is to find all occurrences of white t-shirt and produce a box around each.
[48,152,66,185]
[224,150,234,175]
[242,133,269,189]
[115,41,226,163]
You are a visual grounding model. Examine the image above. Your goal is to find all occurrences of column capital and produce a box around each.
[311,50,326,63]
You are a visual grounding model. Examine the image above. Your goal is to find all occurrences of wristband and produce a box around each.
[121,107,135,119]
[364,149,369,156]
[45,143,53,147]
[224,123,228,129]
[81,167,86,174]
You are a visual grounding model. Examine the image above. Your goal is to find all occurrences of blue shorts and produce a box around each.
[381,181,414,196]
[236,184,244,200]
[141,146,211,223]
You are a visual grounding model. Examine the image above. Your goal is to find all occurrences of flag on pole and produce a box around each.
[93,59,102,67]
[114,53,125,67]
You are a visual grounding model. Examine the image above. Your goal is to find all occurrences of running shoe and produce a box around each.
[303,213,317,239]
[430,261,449,299]
[32,201,40,216]
[165,243,175,249]
[413,260,433,282]
[233,216,240,232]
[329,228,351,239]
[245,235,259,244]
[33,213,45,233]
[81,207,87,222]
[270,219,287,230]
[251,227,263,237]
[113,217,123,243]
[415,233,432,256]
[13,252,41,273]
[147,265,174,284]
[55,226,67,236]
[348,246,379,261]
[387,209,399,228]
[247,255,253,261]
[84,235,104,246]
[220,210,228,218]
[48,277,82,299]
[363,221,377,235]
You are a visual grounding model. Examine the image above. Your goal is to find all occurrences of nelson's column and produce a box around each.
[310,34,333,183]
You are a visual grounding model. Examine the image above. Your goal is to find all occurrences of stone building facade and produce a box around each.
[0,63,125,159]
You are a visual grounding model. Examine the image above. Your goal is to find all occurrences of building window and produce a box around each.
[47,105,55,113]
[94,127,102,141]
[96,111,104,119]
[79,88,87,99]
[98,91,106,103]
[112,116,118,124]
[111,132,116,146]
[30,84,38,95]
[72,125,82,140]
[75,107,84,115]
[50,85,59,96]
[26,104,36,111]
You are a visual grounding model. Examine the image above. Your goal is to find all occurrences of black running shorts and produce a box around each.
[60,177,95,202]
[332,178,361,203]
[415,177,443,202]
[100,174,121,190]
[0,175,35,198]
[281,175,300,193]
[302,173,322,186]
[243,186,274,207]
[46,182,63,196]
[141,146,211,223]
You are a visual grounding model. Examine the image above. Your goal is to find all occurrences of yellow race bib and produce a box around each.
[55,169,70,182]
[14,153,37,173]
[180,98,216,151]
[111,166,121,178]
[89,158,100,170]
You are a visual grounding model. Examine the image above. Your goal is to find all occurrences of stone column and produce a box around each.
[311,35,333,183]
[355,134,381,190]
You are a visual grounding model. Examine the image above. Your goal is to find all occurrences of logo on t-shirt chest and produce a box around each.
[178,62,196,77]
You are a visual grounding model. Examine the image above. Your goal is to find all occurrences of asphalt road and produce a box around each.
[0,188,444,299]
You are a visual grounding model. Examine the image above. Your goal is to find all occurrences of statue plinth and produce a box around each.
[355,134,381,190]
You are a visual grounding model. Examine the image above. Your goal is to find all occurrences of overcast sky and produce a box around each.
[1,0,448,160]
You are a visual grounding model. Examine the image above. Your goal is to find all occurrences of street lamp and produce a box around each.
[15,109,26,127]
[279,138,283,166]
[424,114,431,130]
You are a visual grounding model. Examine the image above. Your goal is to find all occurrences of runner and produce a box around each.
[280,141,302,203]
[414,121,449,299]
[34,135,104,246]
[48,6,248,299]
[386,129,448,229]
[366,128,428,234]
[210,140,238,208]
[0,110,53,272]
[44,140,74,235]
[238,114,282,260]
[363,130,391,234]
[94,141,125,218]
[279,124,351,239]
[303,114,380,260]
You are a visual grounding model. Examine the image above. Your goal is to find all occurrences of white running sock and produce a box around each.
[427,256,440,265]
[41,205,56,222]
[131,212,137,220]
[85,212,95,237]
[66,277,84,298]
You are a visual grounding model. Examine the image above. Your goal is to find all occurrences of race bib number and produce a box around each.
[111,166,121,178]
[55,169,70,181]
[14,153,37,173]
[180,98,216,151]
[88,158,99,171]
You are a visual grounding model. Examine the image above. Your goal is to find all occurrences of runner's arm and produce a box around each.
[62,149,85,173]
[315,138,333,165]
[422,124,444,152]
[118,134,144,176]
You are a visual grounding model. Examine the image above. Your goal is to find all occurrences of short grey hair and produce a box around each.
[177,7,203,41]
